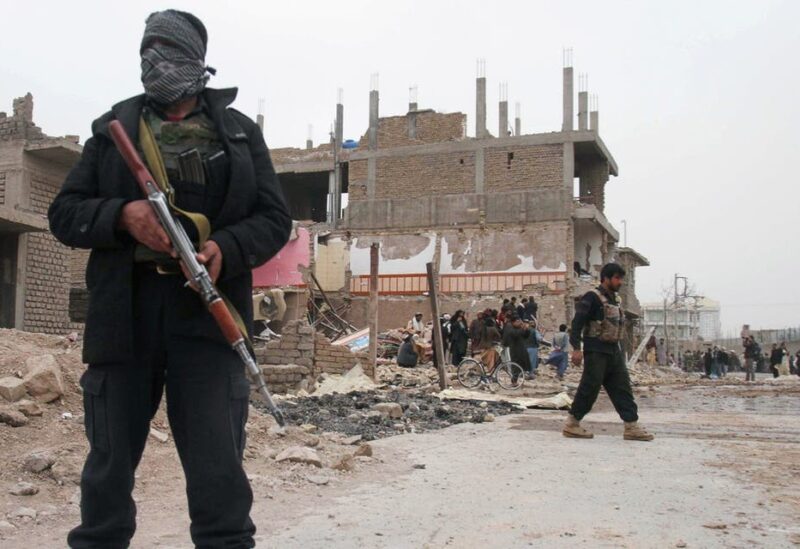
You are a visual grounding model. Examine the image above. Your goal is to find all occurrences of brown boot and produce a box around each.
[624,421,654,441]
[562,414,594,439]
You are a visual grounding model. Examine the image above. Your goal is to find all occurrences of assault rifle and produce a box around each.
[108,120,286,427]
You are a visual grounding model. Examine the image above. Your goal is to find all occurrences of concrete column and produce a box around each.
[327,170,336,224]
[514,102,521,136]
[590,110,599,133]
[335,102,344,147]
[578,91,589,131]
[256,114,264,133]
[333,92,344,225]
[476,77,487,138]
[408,100,418,139]
[367,158,376,199]
[475,148,485,193]
[306,139,313,150]
[498,101,508,137]
[407,113,417,139]
[368,89,379,151]
[562,67,574,131]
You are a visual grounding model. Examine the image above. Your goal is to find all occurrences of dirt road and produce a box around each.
[8,378,800,548]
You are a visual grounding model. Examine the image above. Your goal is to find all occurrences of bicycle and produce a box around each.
[457,347,525,390]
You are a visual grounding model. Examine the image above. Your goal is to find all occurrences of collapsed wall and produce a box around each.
[254,319,371,394]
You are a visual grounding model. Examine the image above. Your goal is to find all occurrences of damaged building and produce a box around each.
[269,60,650,348]
[0,94,84,333]
[2,55,649,359]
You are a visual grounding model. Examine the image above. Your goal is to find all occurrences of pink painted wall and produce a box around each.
[252,227,309,287]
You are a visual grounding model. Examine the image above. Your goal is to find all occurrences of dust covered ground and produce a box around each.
[1,328,798,547]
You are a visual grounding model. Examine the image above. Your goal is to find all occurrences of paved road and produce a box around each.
[261,382,800,548]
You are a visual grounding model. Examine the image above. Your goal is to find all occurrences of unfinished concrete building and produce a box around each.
[270,60,650,342]
[0,94,84,332]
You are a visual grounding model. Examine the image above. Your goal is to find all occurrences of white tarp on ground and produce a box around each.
[436,388,573,410]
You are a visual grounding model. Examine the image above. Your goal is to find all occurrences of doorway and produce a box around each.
[0,233,18,328]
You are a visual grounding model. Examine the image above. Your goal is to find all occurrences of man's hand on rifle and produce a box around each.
[118,200,172,253]
[197,240,223,283]
[180,240,223,290]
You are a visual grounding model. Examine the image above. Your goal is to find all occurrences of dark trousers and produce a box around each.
[570,349,639,423]
[68,269,255,548]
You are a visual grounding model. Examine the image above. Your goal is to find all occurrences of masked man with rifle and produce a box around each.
[48,10,291,548]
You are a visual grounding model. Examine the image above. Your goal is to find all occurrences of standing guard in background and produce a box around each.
[562,263,654,442]
[48,9,291,548]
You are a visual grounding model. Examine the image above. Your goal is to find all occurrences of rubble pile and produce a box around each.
[270,389,520,441]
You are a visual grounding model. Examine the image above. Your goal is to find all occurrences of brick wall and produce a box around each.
[0,94,45,141]
[348,143,562,201]
[254,319,373,394]
[485,144,563,192]
[358,112,466,149]
[373,152,476,199]
[314,331,372,377]
[22,170,73,333]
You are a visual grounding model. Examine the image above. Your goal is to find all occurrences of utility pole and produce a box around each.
[367,243,379,380]
[426,262,448,390]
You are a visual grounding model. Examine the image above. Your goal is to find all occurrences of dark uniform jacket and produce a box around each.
[449,319,469,356]
[48,87,292,364]
[502,323,531,371]
[569,286,621,355]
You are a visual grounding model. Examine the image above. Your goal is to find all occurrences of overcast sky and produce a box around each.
[2,0,797,335]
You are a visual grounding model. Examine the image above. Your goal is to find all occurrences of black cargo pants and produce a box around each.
[569,348,639,423]
[68,267,255,549]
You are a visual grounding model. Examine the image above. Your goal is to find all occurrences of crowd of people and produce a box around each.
[642,331,799,381]
[398,296,575,380]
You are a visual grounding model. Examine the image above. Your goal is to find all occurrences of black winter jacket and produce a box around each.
[48,88,292,364]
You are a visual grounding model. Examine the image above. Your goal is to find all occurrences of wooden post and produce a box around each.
[368,243,379,380]
[426,262,448,390]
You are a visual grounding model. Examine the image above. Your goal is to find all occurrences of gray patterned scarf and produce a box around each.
[140,10,216,106]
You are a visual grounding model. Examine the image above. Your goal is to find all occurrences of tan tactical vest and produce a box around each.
[583,289,624,343]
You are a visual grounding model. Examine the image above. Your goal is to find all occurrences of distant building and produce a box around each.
[641,297,721,342]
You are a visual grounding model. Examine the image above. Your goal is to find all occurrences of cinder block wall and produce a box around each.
[348,142,563,201]
[255,319,372,394]
[22,160,74,334]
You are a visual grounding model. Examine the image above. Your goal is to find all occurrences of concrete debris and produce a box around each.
[306,474,331,486]
[342,435,363,445]
[371,402,403,419]
[300,424,318,433]
[23,355,64,403]
[257,390,520,441]
[9,506,37,520]
[353,443,373,457]
[22,451,55,473]
[14,400,43,417]
[0,377,26,402]
[149,428,169,443]
[436,388,573,410]
[0,407,29,427]
[0,520,16,534]
[51,461,81,486]
[9,482,38,496]
[313,364,377,396]
[330,455,355,472]
[275,446,323,468]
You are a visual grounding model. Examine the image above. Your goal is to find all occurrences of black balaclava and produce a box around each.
[140,9,216,106]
